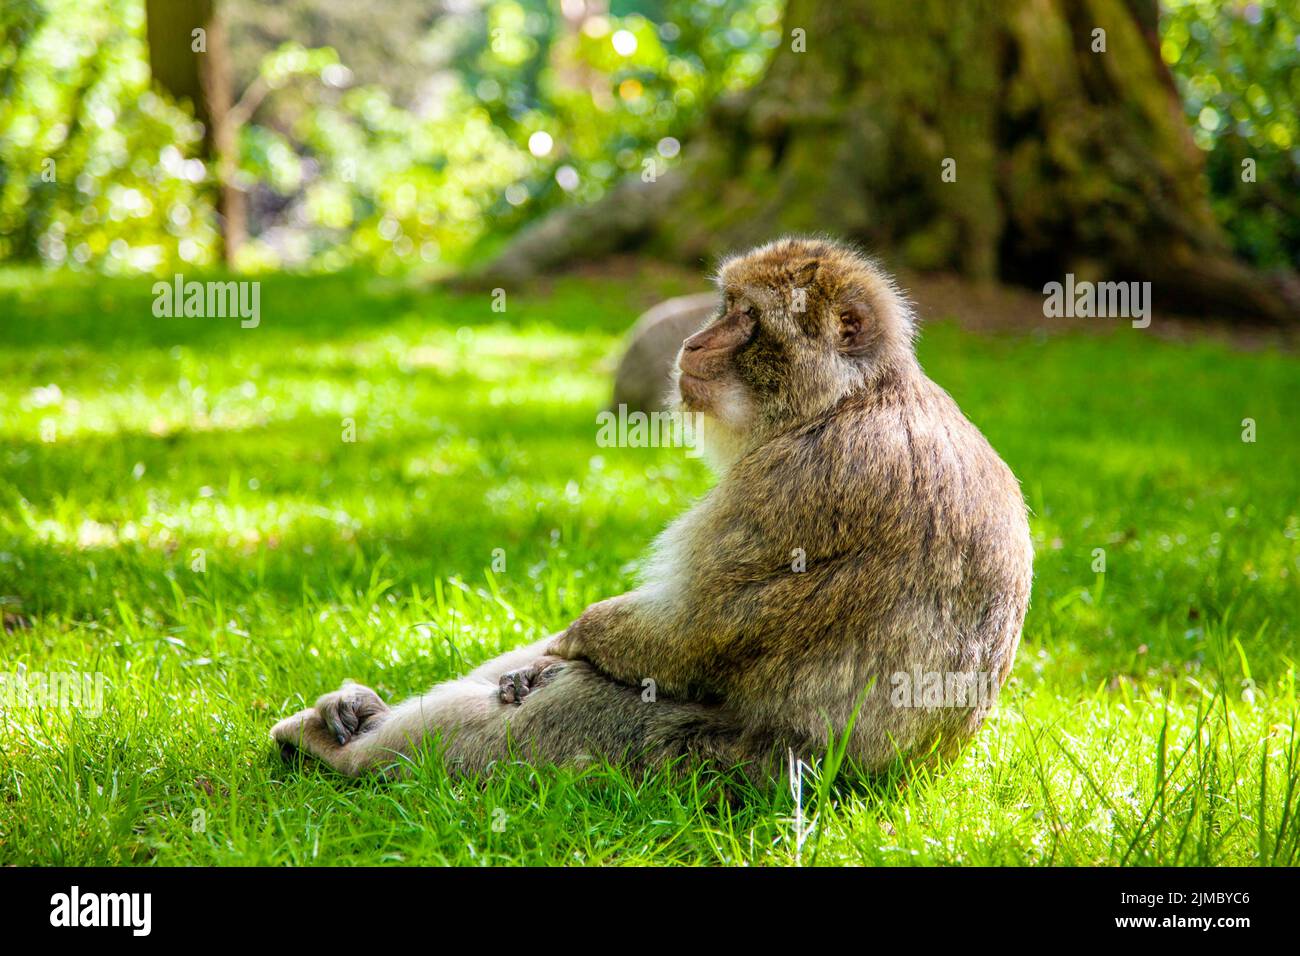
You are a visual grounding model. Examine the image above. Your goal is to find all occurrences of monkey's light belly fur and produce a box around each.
[272,237,1033,784]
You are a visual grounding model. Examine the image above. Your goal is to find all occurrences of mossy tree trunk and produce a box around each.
[487,0,1295,323]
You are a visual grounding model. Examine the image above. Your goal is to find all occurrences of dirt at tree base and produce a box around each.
[575,255,1297,354]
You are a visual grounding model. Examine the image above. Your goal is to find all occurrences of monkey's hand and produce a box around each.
[498,655,566,705]
[544,623,582,661]
[544,595,671,692]
[545,596,622,660]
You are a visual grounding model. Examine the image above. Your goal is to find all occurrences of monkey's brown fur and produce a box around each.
[273,237,1033,784]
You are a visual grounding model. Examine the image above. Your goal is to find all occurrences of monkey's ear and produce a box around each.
[791,258,820,288]
[838,301,878,356]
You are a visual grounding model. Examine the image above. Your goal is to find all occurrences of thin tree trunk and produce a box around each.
[146,0,244,267]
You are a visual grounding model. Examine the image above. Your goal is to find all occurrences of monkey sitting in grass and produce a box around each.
[273,237,1033,784]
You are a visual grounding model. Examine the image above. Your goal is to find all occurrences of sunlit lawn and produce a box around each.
[0,264,1297,865]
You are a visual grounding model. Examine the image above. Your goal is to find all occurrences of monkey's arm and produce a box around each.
[547,591,716,700]
[548,412,901,699]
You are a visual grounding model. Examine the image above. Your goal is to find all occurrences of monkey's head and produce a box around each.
[675,236,916,464]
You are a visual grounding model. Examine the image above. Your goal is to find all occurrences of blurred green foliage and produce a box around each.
[0,0,774,274]
[442,1,780,240]
[0,0,219,271]
[0,0,1294,274]
[1161,0,1299,269]
[230,42,529,272]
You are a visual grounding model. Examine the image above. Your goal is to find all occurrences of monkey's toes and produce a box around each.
[498,656,566,705]
[498,669,527,705]
[316,683,390,745]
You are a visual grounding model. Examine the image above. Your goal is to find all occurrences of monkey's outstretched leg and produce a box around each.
[272,641,768,781]
[271,639,553,774]
[272,671,527,777]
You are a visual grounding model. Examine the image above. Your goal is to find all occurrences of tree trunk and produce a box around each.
[145,0,244,267]
[485,0,1296,323]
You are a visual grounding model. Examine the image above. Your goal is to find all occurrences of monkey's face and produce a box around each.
[676,303,759,429]
[677,238,911,446]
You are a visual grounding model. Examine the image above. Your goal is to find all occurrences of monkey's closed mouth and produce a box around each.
[677,373,714,407]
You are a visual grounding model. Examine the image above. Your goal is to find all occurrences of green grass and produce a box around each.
[0,264,1297,866]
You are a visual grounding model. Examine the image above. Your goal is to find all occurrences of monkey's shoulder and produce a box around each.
[721,379,1022,537]
[769,380,988,473]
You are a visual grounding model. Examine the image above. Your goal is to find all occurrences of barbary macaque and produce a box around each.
[273,237,1033,783]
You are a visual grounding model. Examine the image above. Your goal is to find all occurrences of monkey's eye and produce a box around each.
[742,304,759,320]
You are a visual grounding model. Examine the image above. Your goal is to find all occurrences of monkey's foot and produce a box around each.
[314,682,390,745]
[499,656,566,705]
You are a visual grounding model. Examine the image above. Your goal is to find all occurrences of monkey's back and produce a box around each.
[699,369,1033,770]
